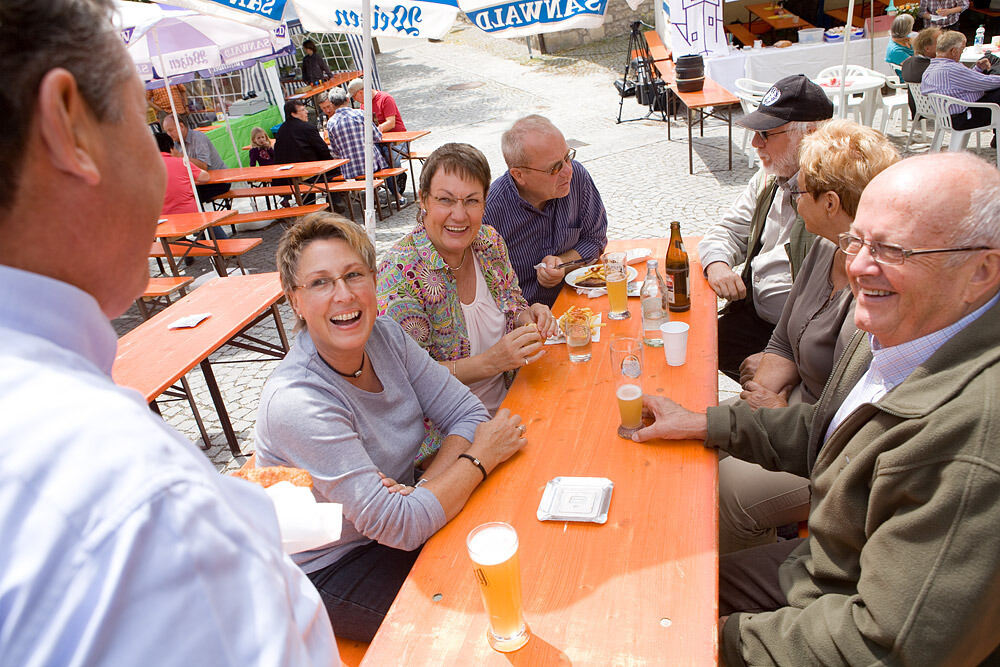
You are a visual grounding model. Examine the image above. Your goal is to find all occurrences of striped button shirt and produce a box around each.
[483,161,608,307]
[824,291,1000,442]
[921,57,1000,114]
[326,107,387,180]
[918,0,968,26]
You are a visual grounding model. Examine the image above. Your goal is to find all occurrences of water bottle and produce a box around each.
[640,259,669,347]
[976,25,986,47]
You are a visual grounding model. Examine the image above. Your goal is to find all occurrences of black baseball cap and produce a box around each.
[737,74,834,131]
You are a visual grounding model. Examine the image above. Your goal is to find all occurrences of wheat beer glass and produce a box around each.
[604,252,630,320]
[609,337,644,439]
[467,522,530,652]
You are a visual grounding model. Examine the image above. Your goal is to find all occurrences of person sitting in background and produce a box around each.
[886,14,915,67]
[347,78,408,195]
[300,39,332,84]
[719,120,899,554]
[256,213,528,642]
[0,1,335,662]
[901,26,942,116]
[247,126,275,167]
[919,0,967,28]
[275,99,332,207]
[484,115,608,307]
[146,82,189,124]
[377,144,558,463]
[698,75,833,381]
[162,114,230,204]
[636,152,1000,665]
[922,30,1000,145]
[156,132,208,215]
[325,88,407,207]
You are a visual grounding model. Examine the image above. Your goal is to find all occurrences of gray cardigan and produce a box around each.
[255,316,490,572]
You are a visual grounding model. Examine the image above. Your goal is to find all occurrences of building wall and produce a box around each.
[536,0,655,52]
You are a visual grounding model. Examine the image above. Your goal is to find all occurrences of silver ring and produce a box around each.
[524,357,529,366]
[517,425,526,435]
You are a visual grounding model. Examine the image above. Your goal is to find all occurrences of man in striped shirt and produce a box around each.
[484,115,608,307]
[922,30,1000,140]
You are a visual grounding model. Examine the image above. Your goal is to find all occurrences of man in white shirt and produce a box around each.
[635,153,1000,666]
[0,1,336,664]
[698,75,833,380]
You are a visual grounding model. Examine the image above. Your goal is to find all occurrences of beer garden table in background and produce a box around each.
[204,159,348,207]
[363,237,719,665]
[379,129,431,200]
[153,210,235,277]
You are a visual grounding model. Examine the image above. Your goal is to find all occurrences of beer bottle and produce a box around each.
[664,221,690,312]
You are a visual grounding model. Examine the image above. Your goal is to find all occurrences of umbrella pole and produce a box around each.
[156,27,204,214]
[211,74,245,169]
[840,0,857,118]
[363,0,375,241]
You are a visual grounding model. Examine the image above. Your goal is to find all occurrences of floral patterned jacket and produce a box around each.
[376,223,528,462]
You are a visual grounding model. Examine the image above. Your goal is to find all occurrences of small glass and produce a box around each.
[604,252,630,320]
[467,522,530,652]
[609,337,644,439]
[565,311,592,362]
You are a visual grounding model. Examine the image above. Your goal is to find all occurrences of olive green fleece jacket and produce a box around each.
[707,298,1000,666]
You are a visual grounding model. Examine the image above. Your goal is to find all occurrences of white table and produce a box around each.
[814,74,885,125]
[706,36,893,93]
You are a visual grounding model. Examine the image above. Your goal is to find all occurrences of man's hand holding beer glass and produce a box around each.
[630,395,708,443]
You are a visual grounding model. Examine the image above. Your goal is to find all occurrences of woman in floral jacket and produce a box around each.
[377,143,558,464]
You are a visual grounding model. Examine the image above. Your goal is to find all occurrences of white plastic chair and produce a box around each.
[926,92,1000,167]
[734,78,771,168]
[906,83,937,149]
[879,74,910,134]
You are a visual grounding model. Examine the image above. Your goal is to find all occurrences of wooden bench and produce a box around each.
[643,29,672,64]
[149,237,262,276]
[211,185,302,201]
[726,22,757,46]
[324,178,387,222]
[136,276,193,320]
[364,167,408,212]
[222,204,328,230]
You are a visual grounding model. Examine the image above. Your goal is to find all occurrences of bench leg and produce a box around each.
[180,374,214,450]
[272,302,290,353]
[199,359,241,457]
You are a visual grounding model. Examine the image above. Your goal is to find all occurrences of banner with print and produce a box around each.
[152,0,289,28]
[664,0,726,57]
[459,0,607,37]
[293,0,461,40]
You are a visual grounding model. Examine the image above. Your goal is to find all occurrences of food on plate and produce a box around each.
[232,465,313,488]
[557,306,604,335]
[575,264,607,288]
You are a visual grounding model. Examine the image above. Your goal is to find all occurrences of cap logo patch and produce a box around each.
[761,87,781,106]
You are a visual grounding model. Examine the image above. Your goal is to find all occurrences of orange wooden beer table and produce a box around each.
[363,238,719,665]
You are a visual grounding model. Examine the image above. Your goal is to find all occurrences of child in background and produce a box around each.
[248,127,289,207]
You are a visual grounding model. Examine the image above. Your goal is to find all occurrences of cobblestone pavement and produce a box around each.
[113,20,977,472]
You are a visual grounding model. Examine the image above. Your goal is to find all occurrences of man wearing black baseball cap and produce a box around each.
[697,74,833,381]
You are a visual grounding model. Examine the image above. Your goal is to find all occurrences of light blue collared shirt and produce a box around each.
[825,291,1000,442]
[0,264,335,666]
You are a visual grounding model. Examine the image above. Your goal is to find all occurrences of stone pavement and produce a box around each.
[113,19,967,472]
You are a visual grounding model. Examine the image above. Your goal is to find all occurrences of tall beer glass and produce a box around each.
[605,252,630,320]
[467,522,530,652]
[609,337,644,439]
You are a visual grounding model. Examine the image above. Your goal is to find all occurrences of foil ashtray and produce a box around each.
[537,476,613,524]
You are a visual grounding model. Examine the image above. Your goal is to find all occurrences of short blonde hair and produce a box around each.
[912,26,940,55]
[799,120,899,217]
[276,213,376,328]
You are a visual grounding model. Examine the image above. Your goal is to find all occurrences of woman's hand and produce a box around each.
[377,471,415,495]
[738,352,765,386]
[470,408,527,472]
[739,381,792,410]
[523,303,560,339]
[488,323,544,372]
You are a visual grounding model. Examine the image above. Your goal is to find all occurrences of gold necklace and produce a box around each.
[446,248,468,271]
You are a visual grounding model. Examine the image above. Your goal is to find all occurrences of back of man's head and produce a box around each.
[0,0,132,211]
[937,30,966,56]
[913,27,941,57]
[328,88,349,108]
[347,79,365,99]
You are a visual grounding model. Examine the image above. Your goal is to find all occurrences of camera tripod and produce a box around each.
[616,20,668,124]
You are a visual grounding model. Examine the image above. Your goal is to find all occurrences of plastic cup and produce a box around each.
[659,322,690,366]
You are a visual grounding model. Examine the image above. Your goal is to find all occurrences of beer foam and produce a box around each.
[616,384,642,401]
[468,524,518,566]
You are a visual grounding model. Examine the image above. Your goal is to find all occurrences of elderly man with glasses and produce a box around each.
[484,115,608,307]
[635,152,1000,666]
[698,75,833,381]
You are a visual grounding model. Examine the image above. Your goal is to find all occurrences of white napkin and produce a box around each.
[167,312,211,329]
[265,482,343,555]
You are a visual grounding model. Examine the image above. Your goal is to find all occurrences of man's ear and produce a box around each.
[964,250,1000,305]
[35,68,101,186]
[509,167,526,188]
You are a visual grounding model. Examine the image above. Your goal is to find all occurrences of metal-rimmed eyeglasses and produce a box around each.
[838,232,991,266]
[514,148,576,176]
[754,128,793,142]
[292,270,371,296]
[428,194,484,211]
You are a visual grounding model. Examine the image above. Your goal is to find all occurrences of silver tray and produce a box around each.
[537,476,613,524]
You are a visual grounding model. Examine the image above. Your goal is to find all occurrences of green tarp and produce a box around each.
[203,105,284,168]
